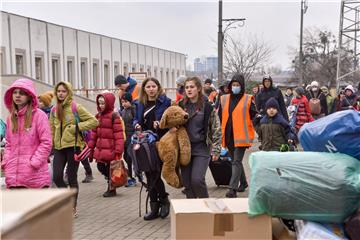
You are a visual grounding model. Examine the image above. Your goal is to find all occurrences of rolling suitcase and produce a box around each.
[209,148,232,187]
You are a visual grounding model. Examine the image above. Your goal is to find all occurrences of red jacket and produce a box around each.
[291,95,314,130]
[88,93,124,162]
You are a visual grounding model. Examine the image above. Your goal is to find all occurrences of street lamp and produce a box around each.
[218,0,245,86]
[299,0,308,86]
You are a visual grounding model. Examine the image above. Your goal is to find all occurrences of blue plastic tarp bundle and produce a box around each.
[248,151,360,223]
[299,110,360,160]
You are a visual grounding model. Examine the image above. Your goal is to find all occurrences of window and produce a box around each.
[147,68,151,77]
[16,54,24,75]
[67,58,75,85]
[131,67,136,72]
[172,71,175,88]
[104,61,109,88]
[114,61,119,77]
[123,65,128,77]
[166,71,169,88]
[35,56,43,80]
[80,58,88,89]
[51,57,60,84]
[92,59,99,88]
[0,48,6,75]
[154,68,157,78]
[160,69,163,82]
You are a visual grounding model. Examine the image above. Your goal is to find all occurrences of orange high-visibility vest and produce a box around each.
[208,91,218,103]
[131,84,139,100]
[221,94,255,147]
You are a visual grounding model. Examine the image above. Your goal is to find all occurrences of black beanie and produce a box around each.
[265,97,279,110]
[205,78,212,85]
[114,75,128,86]
[121,92,133,103]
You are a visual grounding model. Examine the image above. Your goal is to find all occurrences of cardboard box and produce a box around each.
[171,198,272,239]
[1,189,75,240]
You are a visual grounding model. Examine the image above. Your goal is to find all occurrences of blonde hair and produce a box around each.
[10,97,33,133]
[139,77,163,105]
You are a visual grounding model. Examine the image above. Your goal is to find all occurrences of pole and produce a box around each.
[218,0,223,86]
[336,0,345,92]
[299,0,304,87]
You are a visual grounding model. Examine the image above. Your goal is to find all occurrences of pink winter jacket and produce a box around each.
[2,78,52,188]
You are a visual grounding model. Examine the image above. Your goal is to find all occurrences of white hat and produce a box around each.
[310,81,319,87]
[345,85,355,93]
[176,75,187,86]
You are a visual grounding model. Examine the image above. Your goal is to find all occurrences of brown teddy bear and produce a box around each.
[156,105,191,188]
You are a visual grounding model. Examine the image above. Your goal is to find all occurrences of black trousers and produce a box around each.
[53,147,80,207]
[97,162,110,179]
[145,170,168,202]
[81,158,92,175]
[124,145,134,179]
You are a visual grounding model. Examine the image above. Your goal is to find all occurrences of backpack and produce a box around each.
[51,101,92,143]
[127,130,160,216]
[309,94,322,115]
[128,130,159,174]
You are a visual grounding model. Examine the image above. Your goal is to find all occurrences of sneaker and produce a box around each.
[73,208,78,218]
[82,174,94,183]
[237,183,248,192]
[225,189,237,198]
[125,178,136,187]
[103,190,116,198]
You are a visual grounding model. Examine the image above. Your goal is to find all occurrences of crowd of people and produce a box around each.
[1,74,359,221]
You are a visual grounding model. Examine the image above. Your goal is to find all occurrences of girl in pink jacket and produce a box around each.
[1,78,52,188]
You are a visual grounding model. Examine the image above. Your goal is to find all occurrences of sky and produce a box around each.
[1,0,341,70]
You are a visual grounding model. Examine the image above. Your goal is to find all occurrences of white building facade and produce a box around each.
[0,11,186,90]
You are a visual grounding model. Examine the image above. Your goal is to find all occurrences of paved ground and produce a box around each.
[73,144,259,240]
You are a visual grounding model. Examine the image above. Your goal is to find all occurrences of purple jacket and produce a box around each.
[2,78,52,188]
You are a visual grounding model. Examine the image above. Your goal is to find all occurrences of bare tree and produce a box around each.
[223,34,273,81]
[291,27,356,87]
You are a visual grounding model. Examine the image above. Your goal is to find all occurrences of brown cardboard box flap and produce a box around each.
[171,198,272,239]
[1,189,75,235]
[171,198,249,214]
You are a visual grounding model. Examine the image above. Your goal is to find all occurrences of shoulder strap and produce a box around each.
[51,106,57,118]
[71,101,80,123]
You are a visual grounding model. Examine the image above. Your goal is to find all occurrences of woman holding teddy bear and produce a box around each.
[178,76,222,199]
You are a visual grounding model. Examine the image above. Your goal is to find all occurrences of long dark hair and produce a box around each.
[183,76,205,110]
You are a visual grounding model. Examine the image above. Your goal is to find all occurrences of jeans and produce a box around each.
[227,146,247,190]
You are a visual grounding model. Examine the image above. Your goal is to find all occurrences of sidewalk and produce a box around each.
[73,144,257,240]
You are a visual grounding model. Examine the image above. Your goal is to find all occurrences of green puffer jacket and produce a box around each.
[50,81,98,150]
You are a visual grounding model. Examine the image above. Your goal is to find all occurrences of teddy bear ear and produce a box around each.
[159,114,167,129]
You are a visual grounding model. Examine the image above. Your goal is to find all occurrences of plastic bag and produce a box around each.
[299,110,360,160]
[248,151,360,223]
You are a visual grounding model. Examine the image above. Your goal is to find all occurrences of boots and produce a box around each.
[159,196,170,219]
[143,201,160,221]
[103,183,116,198]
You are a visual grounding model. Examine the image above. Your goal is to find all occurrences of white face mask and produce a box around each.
[232,86,241,94]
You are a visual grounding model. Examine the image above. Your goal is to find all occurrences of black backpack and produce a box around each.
[127,130,161,216]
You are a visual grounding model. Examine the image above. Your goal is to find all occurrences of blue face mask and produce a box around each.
[232,86,241,94]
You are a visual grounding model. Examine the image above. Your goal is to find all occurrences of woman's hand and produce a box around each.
[153,121,160,129]
[211,155,218,161]
[135,124,141,131]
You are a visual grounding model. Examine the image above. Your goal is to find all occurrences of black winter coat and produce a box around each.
[255,87,289,121]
